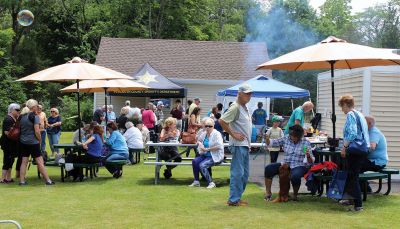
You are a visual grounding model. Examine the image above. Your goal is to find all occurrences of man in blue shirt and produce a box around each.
[285,101,314,134]
[252,102,268,136]
[361,116,388,172]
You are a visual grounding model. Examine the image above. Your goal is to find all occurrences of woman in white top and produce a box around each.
[189,118,224,189]
[123,122,143,164]
[266,116,284,163]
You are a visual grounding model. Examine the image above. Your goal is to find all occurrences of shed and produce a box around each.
[317,66,400,168]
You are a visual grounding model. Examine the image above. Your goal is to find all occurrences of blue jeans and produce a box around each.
[106,151,129,162]
[192,156,215,183]
[264,163,308,186]
[47,132,60,153]
[105,151,128,174]
[228,146,249,203]
[40,130,46,152]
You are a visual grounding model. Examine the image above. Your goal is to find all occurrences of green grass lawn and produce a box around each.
[0,132,399,229]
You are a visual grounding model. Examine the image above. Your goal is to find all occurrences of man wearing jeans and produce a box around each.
[219,84,253,206]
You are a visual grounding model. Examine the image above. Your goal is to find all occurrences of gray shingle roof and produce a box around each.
[95,37,271,81]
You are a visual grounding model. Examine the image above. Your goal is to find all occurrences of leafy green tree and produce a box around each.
[317,0,353,39]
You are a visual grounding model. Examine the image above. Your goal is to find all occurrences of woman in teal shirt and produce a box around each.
[105,122,128,178]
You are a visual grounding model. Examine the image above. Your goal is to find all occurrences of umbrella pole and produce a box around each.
[104,88,108,124]
[77,80,82,142]
[329,61,337,140]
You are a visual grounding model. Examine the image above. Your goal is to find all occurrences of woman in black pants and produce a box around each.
[1,103,22,183]
[338,95,369,212]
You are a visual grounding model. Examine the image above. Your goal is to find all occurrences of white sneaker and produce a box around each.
[189,181,200,187]
[206,182,216,189]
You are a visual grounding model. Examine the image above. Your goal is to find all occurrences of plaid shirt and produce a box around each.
[269,136,313,169]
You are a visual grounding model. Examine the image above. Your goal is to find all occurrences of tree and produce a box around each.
[317,0,353,39]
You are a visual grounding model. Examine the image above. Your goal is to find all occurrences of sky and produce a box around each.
[309,0,389,14]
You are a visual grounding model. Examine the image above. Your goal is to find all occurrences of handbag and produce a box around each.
[181,119,198,144]
[346,111,368,155]
[181,131,197,144]
[8,120,21,141]
[327,169,348,199]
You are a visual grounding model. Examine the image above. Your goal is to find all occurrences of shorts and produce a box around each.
[19,143,41,158]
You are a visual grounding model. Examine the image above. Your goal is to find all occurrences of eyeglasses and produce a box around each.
[205,125,214,128]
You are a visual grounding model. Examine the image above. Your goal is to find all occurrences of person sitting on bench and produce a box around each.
[105,122,129,178]
[359,116,388,192]
[264,125,314,202]
[159,117,181,179]
[189,118,224,189]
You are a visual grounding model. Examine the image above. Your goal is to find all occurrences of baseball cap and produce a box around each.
[271,116,281,123]
[194,97,201,102]
[238,84,253,93]
[157,101,164,106]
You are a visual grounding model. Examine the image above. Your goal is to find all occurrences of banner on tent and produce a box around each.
[109,89,186,98]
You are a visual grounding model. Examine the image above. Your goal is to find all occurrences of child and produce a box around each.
[265,116,284,163]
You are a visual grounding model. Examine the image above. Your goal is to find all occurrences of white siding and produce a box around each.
[317,71,364,138]
[94,92,147,116]
[370,74,400,168]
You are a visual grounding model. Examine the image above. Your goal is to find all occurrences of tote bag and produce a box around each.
[346,111,368,155]
[327,169,348,199]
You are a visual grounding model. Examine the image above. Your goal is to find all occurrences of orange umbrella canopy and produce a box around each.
[60,79,149,93]
[256,36,400,140]
[17,57,132,82]
[257,36,400,71]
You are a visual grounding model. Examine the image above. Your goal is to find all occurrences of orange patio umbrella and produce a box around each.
[257,36,400,139]
[61,79,149,123]
[17,57,132,140]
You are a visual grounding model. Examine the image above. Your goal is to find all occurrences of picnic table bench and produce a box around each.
[313,170,396,201]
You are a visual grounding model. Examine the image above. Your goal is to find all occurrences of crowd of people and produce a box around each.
[0,91,389,212]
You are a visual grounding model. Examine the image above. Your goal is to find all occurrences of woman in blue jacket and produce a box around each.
[105,122,129,178]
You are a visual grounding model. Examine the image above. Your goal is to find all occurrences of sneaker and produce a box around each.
[339,200,353,206]
[189,181,200,187]
[206,182,216,189]
[227,200,248,206]
[45,181,55,185]
[19,181,28,186]
[264,194,273,202]
[163,169,172,179]
[347,207,363,212]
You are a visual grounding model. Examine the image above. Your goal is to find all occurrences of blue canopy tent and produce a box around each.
[217,75,309,98]
[217,75,311,117]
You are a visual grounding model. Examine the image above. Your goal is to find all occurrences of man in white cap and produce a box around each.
[219,84,253,206]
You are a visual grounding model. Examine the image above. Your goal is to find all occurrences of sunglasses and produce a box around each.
[205,125,214,128]
[50,111,56,113]
[15,109,20,112]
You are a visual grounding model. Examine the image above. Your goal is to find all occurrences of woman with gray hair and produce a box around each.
[1,103,21,183]
[19,99,54,185]
[123,122,143,164]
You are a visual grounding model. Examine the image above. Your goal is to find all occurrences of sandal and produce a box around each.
[264,194,272,202]
[0,179,6,184]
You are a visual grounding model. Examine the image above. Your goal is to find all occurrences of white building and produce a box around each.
[317,66,400,168]
[94,37,270,116]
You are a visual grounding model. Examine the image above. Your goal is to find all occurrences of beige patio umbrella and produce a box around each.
[17,57,133,140]
[61,79,149,123]
[257,36,400,139]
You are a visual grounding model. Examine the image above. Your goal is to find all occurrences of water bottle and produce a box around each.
[303,145,309,163]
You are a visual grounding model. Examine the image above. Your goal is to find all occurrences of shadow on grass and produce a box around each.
[136,177,230,187]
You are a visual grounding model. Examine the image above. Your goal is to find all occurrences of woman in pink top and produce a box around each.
[142,103,155,131]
